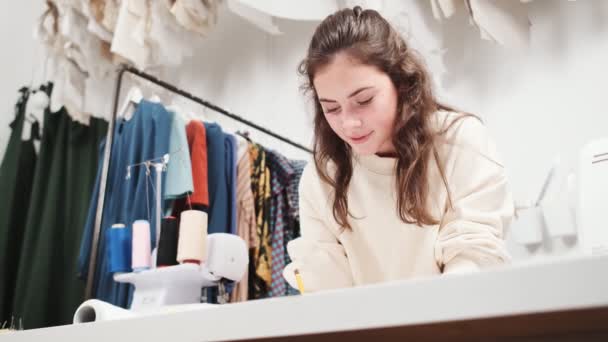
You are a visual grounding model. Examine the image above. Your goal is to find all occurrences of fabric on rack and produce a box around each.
[230,135,256,302]
[101,0,121,34]
[148,0,196,67]
[201,128,238,304]
[172,120,209,218]
[50,56,89,126]
[57,4,114,80]
[78,100,172,308]
[168,0,220,36]
[11,105,107,329]
[286,160,307,223]
[165,113,193,200]
[110,0,150,69]
[37,1,62,56]
[84,72,115,122]
[466,0,530,49]
[0,87,41,325]
[204,122,230,234]
[80,0,114,42]
[266,150,295,297]
[284,159,307,296]
[226,134,238,235]
[248,143,272,299]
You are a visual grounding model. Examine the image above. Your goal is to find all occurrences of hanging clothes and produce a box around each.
[172,120,209,215]
[230,135,257,302]
[204,122,230,234]
[266,149,295,297]
[285,160,307,228]
[110,0,150,69]
[10,104,107,329]
[226,134,238,235]
[148,0,197,68]
[78,100,172,308]
[284,160,307,296]
[164,113,193,201]
[0,87,42,325]
[168,0,221,36]
[248,143,272,299]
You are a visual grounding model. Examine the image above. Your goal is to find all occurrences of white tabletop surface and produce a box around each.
[3,254,608,342]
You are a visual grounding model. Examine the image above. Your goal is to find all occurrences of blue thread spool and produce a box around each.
[107,223,132,273]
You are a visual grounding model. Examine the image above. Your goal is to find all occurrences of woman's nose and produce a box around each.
[341,113,363,130]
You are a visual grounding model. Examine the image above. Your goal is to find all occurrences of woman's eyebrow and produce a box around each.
[318,86,374,103]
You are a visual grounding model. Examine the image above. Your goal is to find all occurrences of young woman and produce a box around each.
[283,6,514,292]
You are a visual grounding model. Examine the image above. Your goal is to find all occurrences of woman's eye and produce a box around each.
[326,107,340,114]
[357,97,374,105]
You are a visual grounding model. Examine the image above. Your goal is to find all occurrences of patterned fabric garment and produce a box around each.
[266,150,295,297]
[248,143,272,299]
[284,159,307,296]
[229,136,256,303]
[286,160,307,223]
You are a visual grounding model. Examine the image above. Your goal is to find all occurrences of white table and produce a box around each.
[4,255,608,341]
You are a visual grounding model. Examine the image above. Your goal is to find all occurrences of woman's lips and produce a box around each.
[349,131,373,144]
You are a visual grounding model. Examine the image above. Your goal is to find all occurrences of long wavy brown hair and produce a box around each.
[299,6,472,229]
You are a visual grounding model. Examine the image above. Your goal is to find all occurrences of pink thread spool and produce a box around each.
[132,220,152,272]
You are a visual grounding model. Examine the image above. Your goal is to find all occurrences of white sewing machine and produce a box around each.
[74,233,248,323]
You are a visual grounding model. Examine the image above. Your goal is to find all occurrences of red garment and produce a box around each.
[173,120,209,212]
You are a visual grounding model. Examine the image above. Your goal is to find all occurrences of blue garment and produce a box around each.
[226,134,238,235]
[204,122,229,234]
[78,100,173,307]
[165,113,193,200]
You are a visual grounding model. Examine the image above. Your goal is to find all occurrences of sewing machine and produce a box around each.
[74,233,248,323]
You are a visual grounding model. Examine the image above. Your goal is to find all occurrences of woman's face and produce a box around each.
[314,52,398,156]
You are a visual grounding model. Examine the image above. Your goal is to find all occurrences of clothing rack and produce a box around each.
[84,64,312,300]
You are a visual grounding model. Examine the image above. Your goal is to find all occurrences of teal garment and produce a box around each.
[78,100,172,308]
[11,106,108,329]
[0,86,41,325]
[164,113,193,200]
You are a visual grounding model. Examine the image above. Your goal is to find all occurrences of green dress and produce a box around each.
[0,87,41,325]
[10,98,107,329]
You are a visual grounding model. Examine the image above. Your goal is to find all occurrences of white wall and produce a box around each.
[1,1,607,261]
[0,3,44,159]
[431,0,608,261]
[165,6,318,161]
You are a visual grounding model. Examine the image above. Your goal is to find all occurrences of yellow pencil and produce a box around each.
[294,269,306,294]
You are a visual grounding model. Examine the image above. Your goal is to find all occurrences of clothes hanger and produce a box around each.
[118,85,143,120]
[235,130,251,142]
[195,106,210,122]
[149,94,162,103]
[165,101,188,122]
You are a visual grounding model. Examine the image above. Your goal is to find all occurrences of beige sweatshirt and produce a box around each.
[283,111,515,292]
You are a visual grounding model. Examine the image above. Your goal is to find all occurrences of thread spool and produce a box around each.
[107,223,132,273]
[156,216,179,267]
[132,220,152,272]
[177,210,208,265]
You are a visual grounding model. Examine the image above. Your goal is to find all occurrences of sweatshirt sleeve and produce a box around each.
[434,116,515,275]
[283,165,354,292]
